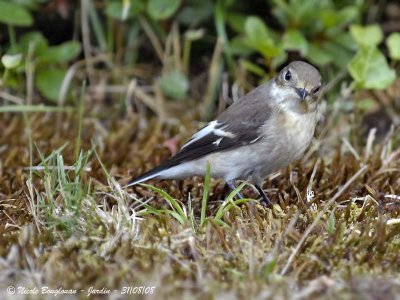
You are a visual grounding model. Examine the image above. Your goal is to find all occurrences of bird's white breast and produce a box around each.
[281,110,317,154]
[251,109,318,178]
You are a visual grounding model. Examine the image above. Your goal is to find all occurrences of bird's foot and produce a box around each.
[227,180,245,200]
[255,184,272,208]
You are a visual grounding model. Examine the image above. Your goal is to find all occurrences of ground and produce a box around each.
[0,97,400,299]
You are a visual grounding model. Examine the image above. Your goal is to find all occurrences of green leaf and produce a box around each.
[184,29,205,41]
[159,70,189,100]
[105,1,124,20]
[271,51,288,70]
[330,32,358,52]
[19,32,49,56]
[357,98,375,111]
[12,0,41,10]
[105,0,144,20]
[241,60,266,77]
[321,41,353,68]
[262,259,277,277]
[39,41,81,64]
[147,0,181,20]
[307,43,333,66]
[0,0,33,26]
[348,47,396,90]
[245,16,269,44]
[226,12,247,33]
[229,37,253,56]
[350,24,383,48]
[177,0,212,25]
[321,6,358,28]
[244,16,282,58]
[283,30,308,55]
[335,6,359,27]
[1,53,23,69]
[36,68,66,101]
[387,32,400,60]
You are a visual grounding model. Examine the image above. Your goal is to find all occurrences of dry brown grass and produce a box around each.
[0,93,400,300]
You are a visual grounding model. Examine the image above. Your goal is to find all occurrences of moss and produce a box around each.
[0,112,399,299]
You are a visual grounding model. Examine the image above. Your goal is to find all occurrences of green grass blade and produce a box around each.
[22,112,33,179]
[200,162,211,228]
[188,193,196,231]
[88,0,107,51]
[214,198,255,223]
[214,182,248,221]
[215,0,233,72]
[140,183,187,223]
[74,81,86,161]
[166,210,185,225]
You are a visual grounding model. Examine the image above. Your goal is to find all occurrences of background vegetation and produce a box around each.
[1,0,400,299]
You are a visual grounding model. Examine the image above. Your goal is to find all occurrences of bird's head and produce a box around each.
[274,61,322,109]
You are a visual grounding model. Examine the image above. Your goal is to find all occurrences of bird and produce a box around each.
[126,61,323,206]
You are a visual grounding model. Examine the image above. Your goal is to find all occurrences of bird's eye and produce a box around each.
[313,86,321,94]
[284,71,291,81]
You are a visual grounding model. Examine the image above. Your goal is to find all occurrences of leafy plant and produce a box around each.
[0,0,33,28]
[226,0,362,80]
[26,145,94,234]
[386,33,400,61]
[159,70,189,100]
[0,1,81,103]
[147,0,181,20]
[348,24,396,90]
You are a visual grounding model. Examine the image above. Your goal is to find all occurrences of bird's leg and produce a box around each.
[255,184,272,207]
[227,180,244,199]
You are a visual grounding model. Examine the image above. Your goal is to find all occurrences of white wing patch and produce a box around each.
[213,137,223,146]
[182,120,235,149]
[213,127,236,138]
[249,136,261,144]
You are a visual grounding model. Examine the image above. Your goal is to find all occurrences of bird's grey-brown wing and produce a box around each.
[127,83,273,185]
[158,83,273,169]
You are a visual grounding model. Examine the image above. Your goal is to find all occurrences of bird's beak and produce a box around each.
[296,88,308,100]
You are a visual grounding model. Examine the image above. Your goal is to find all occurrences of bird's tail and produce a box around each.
[124,165,167,188]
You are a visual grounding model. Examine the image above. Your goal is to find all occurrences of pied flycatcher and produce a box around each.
[127,61,323,206]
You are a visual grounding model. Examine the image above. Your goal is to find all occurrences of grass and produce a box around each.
[0,4,399,297]
[0,104,400,299]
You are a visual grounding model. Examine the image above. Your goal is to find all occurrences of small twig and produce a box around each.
[306,158,321,203]
[133,85,160,115]
[139,16,164,62]
[124,79,137,116]
[370,90,400,126]
[386,219,400,225]
[203,38,224,120]
[172,22,182,72]
[0,91,24,104]
[59,54,110,106]
[365,128,376,161]
[22,166,92,172]
[26,43,35,105]
[318,69,347,102]
[280,164,368,276]
[342,137,361,161]
[317,82,353,141]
